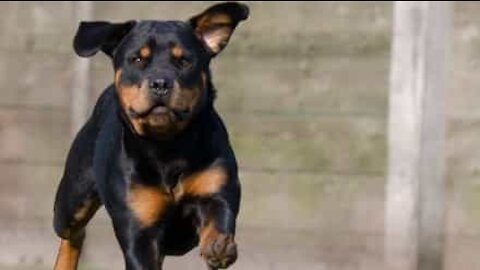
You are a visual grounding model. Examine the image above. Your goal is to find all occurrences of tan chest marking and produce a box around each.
[128,185,172,228]
[175,167,228,199]
[127,167,228,226]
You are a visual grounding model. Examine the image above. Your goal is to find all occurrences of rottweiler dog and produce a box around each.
[52,2,249,270]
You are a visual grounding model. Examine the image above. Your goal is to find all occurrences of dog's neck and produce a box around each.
[119,104,216,188]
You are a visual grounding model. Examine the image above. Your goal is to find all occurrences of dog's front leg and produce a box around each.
[176,163,241,269]
[110,212,164,270]
[104,183,172,270]
[193,197,239,270]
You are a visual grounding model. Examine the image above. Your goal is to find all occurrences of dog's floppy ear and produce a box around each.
[188,2,249,56]
[73,21,136,58]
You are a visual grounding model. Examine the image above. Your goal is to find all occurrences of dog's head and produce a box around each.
[73,2,249,139]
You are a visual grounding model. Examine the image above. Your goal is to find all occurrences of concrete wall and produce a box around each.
[0,2,478,270]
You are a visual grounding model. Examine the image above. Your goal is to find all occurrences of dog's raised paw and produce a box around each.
[200,234,237,269]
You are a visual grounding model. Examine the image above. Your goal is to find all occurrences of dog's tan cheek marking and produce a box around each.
[115,70,136,110]
[115,69,151,135]
[128,185,171,228]
[119,85,141,109]
[175,167,228,199]
[115,69,131,109]
[169,81,188,111]
[115,69,149,109]
[171,73,205,115]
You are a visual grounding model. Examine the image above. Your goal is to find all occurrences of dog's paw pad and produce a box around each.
[200,234,237,269]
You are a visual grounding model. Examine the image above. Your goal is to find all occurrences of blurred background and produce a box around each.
[0,1,480,270]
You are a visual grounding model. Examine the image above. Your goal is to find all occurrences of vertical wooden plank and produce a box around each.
[417,3,450,270]
[386,2,450,270]
[71,1,93,136]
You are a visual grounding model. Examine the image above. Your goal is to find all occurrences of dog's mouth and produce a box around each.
[148,105,169,116]
[128,103,168,118]
[128,104,190,122]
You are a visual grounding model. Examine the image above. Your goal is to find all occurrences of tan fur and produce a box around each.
[139,46,151,59]
[171,45,184,59]
[175,166,227,199]
[196,14,232,31]
[53,239,82,270]
[128,185,171,227]
[114,69,154,135]
[194,13,234,53]
[199,221,222,248]
[115,70,152,115]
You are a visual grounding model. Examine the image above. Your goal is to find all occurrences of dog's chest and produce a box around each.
[152,158,190,191]
[126,159,228,228]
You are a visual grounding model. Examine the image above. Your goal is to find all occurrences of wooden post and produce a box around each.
[386,2,450,270]
[71,1,93,136]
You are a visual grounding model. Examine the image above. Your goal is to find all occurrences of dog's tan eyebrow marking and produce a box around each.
[139,45,151,59]
[139,47,151,59]
[171,45,184,59]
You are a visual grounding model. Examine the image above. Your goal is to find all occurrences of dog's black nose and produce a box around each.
[149,79,169,96]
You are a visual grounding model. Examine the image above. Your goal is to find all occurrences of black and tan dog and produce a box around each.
[52,2,249,270]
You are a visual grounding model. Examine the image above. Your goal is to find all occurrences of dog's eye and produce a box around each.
[130,56,148,67]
